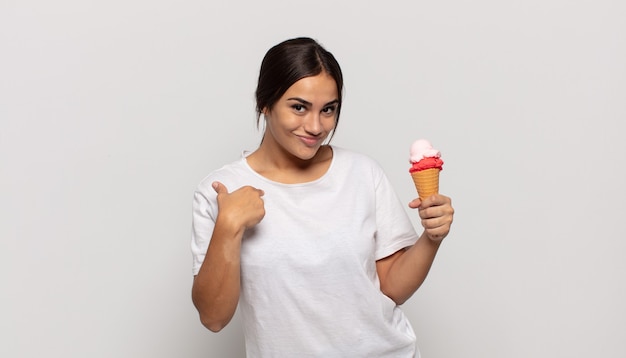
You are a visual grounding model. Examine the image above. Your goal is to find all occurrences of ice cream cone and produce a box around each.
[411,168,439,200]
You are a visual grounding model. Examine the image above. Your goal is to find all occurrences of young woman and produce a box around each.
[191,37,454,357]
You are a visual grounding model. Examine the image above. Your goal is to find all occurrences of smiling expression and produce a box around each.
[262,72,339,164]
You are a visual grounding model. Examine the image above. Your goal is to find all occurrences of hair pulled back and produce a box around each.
[255,37,344,130]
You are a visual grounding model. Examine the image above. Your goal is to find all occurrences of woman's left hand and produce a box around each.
[409,194,454,242]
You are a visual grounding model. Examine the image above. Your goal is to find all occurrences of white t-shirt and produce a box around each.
[192,146,420,357]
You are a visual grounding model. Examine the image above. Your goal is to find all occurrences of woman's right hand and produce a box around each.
[212,181,265,231]
[193,182,264,332]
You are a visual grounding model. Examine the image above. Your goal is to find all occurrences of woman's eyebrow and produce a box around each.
[287,97,339,107]
[287,97,312,106]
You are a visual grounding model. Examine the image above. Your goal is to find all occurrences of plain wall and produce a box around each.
[1,0,625,357]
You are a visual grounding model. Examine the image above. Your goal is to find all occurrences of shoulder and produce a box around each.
[195,156,249,195]
[331,146,386,176]
[332,146,380,165]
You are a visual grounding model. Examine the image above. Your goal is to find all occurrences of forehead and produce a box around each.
[282,73,338,102]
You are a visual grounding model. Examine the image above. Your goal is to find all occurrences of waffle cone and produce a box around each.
[411,168,440,200]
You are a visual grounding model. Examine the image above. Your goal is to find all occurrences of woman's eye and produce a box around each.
[322,106,336,115]
[292,104,305,112]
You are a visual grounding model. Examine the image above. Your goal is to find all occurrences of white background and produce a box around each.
[1,0,625,357]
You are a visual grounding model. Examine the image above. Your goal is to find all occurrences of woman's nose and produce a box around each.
[303,113,322,136]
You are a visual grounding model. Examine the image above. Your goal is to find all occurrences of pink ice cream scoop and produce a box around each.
[409,139,443,173]
[408,139,443,200]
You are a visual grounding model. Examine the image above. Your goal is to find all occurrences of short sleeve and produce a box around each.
[191,186,218,275]
[373,168,419,261]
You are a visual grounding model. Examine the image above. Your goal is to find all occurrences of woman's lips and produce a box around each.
[297,135,321,146]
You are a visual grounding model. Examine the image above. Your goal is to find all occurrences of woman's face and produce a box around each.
[262,72,339,162]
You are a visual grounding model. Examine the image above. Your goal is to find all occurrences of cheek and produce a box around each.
[323,116,337,130]
[267,113,295,132]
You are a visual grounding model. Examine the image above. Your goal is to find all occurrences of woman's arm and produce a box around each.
[192,182,265,332]
[376,194,454,305]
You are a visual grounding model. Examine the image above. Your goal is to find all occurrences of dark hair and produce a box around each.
[255,37,344,131]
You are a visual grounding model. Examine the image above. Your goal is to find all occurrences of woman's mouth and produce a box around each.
[298,135,321,147]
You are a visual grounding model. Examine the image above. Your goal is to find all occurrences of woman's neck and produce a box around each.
[246,144,333,184]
